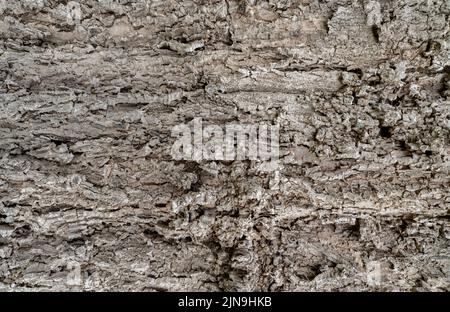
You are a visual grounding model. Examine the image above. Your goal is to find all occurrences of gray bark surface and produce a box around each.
[0,0,449,291]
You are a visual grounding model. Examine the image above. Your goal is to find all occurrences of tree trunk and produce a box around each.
[0,0,449,291]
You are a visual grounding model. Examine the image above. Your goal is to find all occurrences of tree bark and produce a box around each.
[0,0,449,291]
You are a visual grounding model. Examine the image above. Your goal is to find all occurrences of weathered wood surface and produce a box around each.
[0,0,449,291]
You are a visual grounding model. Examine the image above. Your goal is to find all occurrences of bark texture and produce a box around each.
[0,0,449,291]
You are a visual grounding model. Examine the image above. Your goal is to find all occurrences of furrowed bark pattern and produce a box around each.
[0,0,449,291]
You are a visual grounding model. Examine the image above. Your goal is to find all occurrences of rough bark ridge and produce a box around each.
[0,0,449,291]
